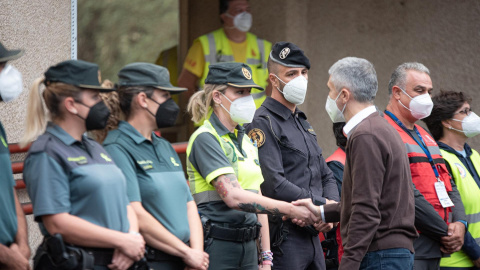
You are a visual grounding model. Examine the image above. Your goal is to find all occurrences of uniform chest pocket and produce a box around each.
[279,141,307,168]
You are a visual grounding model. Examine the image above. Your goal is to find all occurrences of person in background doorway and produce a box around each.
[178,0,272,108]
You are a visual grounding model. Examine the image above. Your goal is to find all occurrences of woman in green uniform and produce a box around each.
[186,62,318,269]
[423,91,480,270]
[21,60,145,270]
[102,62,209,270]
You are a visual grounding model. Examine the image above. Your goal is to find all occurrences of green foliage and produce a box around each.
[78,0,178,82]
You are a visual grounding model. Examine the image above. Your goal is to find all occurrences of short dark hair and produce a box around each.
[333,122,347,148]
[219,0,231,15]
[422,90,472,141]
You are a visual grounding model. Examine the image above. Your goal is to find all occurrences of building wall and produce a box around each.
[183,0,480,155]
[0,0,71,260]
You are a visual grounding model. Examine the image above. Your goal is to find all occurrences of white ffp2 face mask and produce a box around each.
[220,93,256,124]
[274,74,308,105]
[398,88,433,119]
[226,11,252,32]
[0,65,23,102]
[451,112,480,138]
[325,90,347,123]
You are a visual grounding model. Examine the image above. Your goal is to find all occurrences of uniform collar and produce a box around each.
[46,122,84,146]
[118,121,156,145]
[209,112,232,137]
[438,141,472,158]
[262,97,305,120]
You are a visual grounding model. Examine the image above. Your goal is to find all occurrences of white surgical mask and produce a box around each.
[325,91,346,123]
[274,74,308,105]
[0,65,23,102]
[226,11,252,32]
[220,93,256,124]
[450,112,480,138]
[398,88,433,119]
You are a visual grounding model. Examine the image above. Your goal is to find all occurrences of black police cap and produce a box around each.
[205,62,264,90]
[269,41,310,70]
[44,60,113,92]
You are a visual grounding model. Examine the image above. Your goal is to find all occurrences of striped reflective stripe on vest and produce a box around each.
[252,91,266,100]
[405,143,444,164]
[405,143,442,156]
[193,189,258,204]
[469,212,480,225]
[256,38,267,68]
[205,33,234,64]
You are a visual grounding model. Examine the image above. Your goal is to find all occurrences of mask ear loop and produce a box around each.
[217,92,232,115]
[272,74,286,95]
[335,89,348,115]
[396,87,414,112]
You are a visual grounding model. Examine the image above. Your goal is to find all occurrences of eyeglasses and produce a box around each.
[454,107,473,116]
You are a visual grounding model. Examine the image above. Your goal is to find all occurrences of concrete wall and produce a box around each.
[183,0,480,155]
[0,0,71,260]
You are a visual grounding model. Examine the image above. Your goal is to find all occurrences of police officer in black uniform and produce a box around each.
[246,42,339,270]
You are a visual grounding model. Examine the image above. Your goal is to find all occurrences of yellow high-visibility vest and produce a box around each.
[440,148,480,268]
[198,28,271,108]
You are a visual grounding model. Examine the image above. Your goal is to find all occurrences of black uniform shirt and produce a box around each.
[246,97,339,205]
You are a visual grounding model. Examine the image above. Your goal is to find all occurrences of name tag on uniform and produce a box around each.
[434,181,454,208]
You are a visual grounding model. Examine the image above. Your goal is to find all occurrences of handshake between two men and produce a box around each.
[283,198,339,233]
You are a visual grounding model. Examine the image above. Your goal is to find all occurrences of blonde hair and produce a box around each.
[187,84,227,123]
[20,78,82,147]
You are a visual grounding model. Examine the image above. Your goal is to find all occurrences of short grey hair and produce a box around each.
[388,62,430,95]
[328,57,377,103]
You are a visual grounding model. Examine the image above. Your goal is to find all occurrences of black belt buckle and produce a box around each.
[237,226,256,242]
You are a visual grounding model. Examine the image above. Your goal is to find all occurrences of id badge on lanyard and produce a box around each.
[434,179,454,208]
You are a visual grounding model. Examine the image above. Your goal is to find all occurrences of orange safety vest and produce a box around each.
[325,147,346,263]
[326,147,346,165]
[385,114,453,222]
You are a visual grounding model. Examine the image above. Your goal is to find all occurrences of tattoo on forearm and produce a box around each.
[213,174,241,198]
[213,179,228,198]
[238,202,283,216]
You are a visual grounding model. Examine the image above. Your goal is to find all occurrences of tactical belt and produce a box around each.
[82,247,114,266]
[207,224,261,242]
[145,245,183,262]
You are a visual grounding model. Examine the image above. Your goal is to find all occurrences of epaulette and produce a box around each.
[28,134,52,154]
[102,130,122,146]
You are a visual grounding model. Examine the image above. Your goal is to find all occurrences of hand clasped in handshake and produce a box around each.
[284,198,338,232]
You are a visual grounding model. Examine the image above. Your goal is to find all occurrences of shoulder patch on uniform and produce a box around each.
[248,128,266,148]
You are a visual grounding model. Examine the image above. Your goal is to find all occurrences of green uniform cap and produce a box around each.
[0,42,24,62]
[44,60,113,92]
[117,62,187,94]
[205,62,264,90]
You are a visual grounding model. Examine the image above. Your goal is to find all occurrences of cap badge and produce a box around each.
[242,67,252,80]
[279,47,290,59]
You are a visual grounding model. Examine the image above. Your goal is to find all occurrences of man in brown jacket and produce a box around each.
[294,57,418,269]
